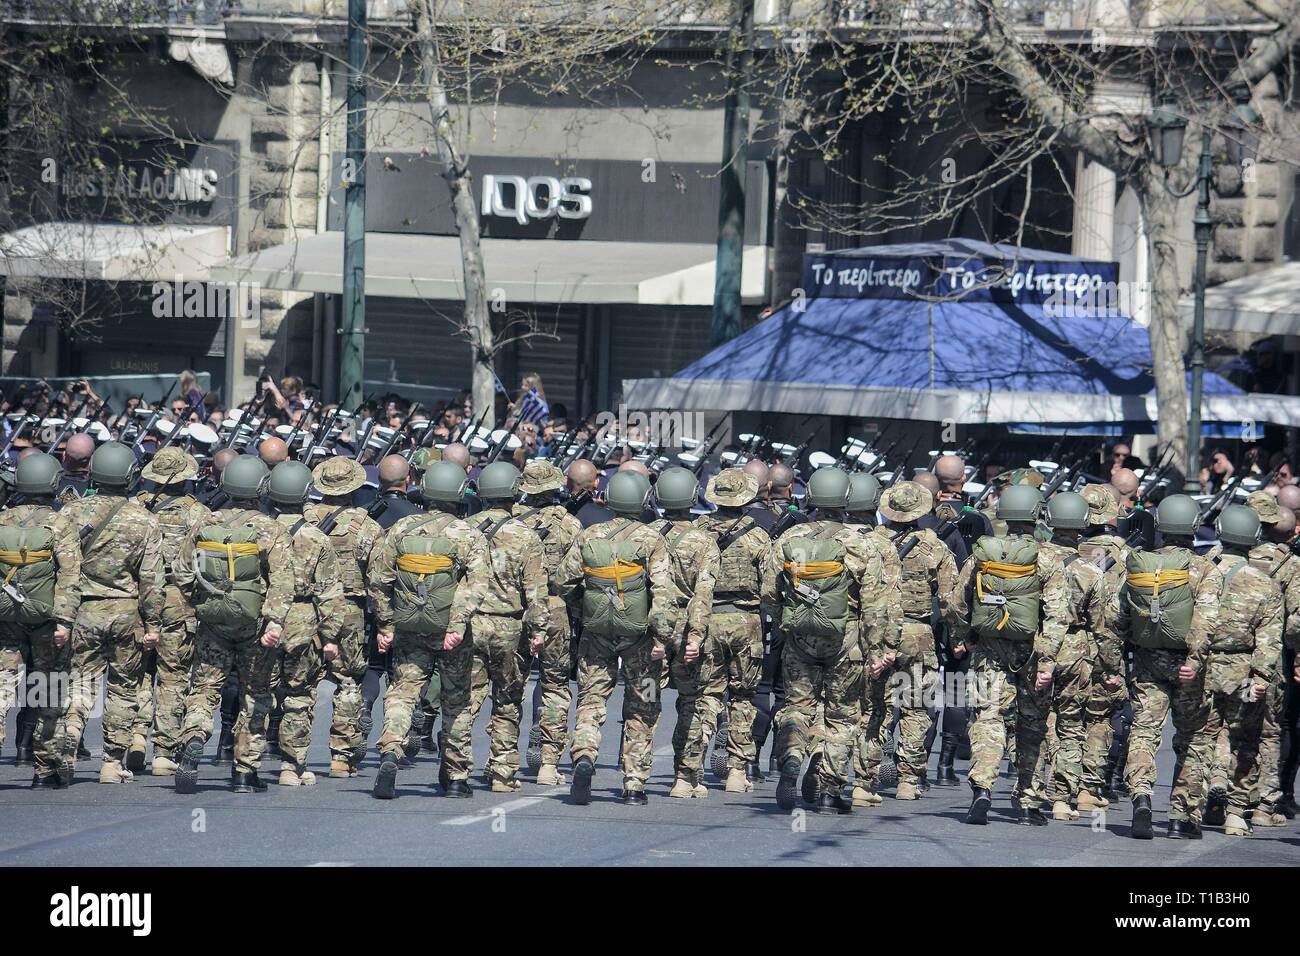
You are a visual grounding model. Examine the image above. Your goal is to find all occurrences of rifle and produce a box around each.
[304,405,344,463]
[378,403,421,461]
[1100,525,1151,573]
[483,425,516,465]
[238,393,275,454]
[282,400,317,460]
[1202,472,1247,523]
[457,406,489,449]
[767,502,804,541]
[1041,455,1084,497]
[561,434,593,471]
[131,381,178,455]
[782,419,823,469]
[864,437,900,476]
[47,392,91,454]
[1044,429,1071,467]
[885,437,921,487]
[0,415,33,461]
[402,412,441,462]
[682,414,730,474]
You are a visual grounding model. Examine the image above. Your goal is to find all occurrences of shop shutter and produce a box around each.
[607,304,713,405]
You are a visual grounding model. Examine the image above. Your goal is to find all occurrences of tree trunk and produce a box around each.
[417,0,496,427]
[1138,164,1190,477]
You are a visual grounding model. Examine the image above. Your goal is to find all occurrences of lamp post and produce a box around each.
[1146,89,1261,492]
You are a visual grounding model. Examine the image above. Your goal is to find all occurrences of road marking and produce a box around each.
[308,861,355,867]
[442,796,547,825]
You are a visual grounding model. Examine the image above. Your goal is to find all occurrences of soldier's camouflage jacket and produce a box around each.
[368,509,490,634]
[653,516,719,647]
[467,506,549,633]
[510,500,583,599]
[0,501,83,625]
[1208,550,1283,691]
[133,489,212,581]
[304,501,384,599]
[1247,540,1300,654]
[275,512,356,647]
[1112,545,1220,669]
[59,492,166,631]
[1038,537,1120,680]
[557,516,676,643]
[694,509,767,613]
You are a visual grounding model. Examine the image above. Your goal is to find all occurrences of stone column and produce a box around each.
[1071,154,1117,261]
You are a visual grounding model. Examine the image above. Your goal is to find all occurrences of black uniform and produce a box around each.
[373,490,423,530]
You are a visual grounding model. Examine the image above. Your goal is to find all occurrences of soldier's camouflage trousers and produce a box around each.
[57,598,145,765]
[571,632,660,791]
[874,622,939,788]
[270,604,325,768]
[856,669,888,791]
[444,614,527,783]
[0,621,69,778]
[650,634,708,778]
[777,639,863,792]
[967,636,1051,807]
[1197,656,1267,817]
[377,628,441,757]
[324,600,366,761]
[131,586,195,756]
[697,610,762,771]
[533,596,571,767]
[1125,647,1210,820]
[1046,652,1108,802]
[179,623,277,774]
[1257,665,1286,811]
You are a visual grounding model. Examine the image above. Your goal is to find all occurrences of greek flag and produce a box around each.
[518,386,549,425]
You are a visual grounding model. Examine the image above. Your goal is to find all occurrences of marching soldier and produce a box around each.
[132,448,212,776]
[558,469,674,805]
[650,466,718,798]
[172,456,296,794]
[367,461,489,799]
[1114,494,1219,839]
[1198,505,1282,837]
[512,460,583,787]
[306,456,383,778]
[695,468,768,792]
[764,467,897,814]
[950,484,1069,826]
[454,462,549,793]
[56,442,166,785]
[0,453,81,787]
[266,461,357,786]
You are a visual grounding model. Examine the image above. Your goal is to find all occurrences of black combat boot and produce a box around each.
[1277,794,1298,819]
[1168,818,1202,840]
[443,777,472,798]
[1016,804,1048,826]
[965,787,992,825]
[1203,788,1227,827]
[174,737,204,795]
[620,788,648,805]
[746,760,766,784]
[215,725,235,764]
[815,790,853,815]
[14,707,36,765]
[570,755,595,806]
[801,752,823,805]
[775,756,801,811]
[31,772,64,789]
[710,716,730,781]
[372,751,398,800]
[525,725,542,770]
[231,769,268,793]
[1131,795,1154,840]
[935,735,960,787]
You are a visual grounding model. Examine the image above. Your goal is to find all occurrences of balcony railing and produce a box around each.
[0,0,230,25]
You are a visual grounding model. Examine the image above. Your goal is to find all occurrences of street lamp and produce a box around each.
[1146,89,1262,492]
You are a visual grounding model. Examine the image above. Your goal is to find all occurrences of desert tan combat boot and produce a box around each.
[126,734,148,773]
[99,760,134,784]
[329,757,355,779]
[725,768,752,793]
[669,775,696,798]
[152,753,178,776]
[491,776,522,793]
[1249,808,1285,827]
[1076,790,1108,811]
[1223,813,1250,836]
[895,781,921,800]
[536,764,564,786]
[279,763,317,786]
[1052,800,1079,820]
[852,785,882,807]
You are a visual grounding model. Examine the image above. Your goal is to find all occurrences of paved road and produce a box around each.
[0,679,1295,866]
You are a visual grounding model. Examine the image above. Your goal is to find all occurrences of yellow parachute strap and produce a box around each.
[1126,569,1190,598]
[0,548,52,587]
[975,560,1036,631]
[396,552,455,583]
[583,558,644,596]
[198,540,260,582]
[782,559,845,581]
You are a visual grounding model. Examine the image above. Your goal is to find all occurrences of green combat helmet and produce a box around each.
[422,460,469,504]
[477,461,522,501]
[268,460,312,506]
[607,471,651,515]
[1046,491,1089,530]
[222,456,270,501]
[846,473,883,513]
[996,484,1043,522]
[1155,494,1201,536]
[90,441,139,489]
[1216,504,1261,548]
[655,466,698,511]
[14,452,62,496]
[806,466,850,509]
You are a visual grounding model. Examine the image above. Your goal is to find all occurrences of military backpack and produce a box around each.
[580,522,652,638]
[191,513,267,628]
[0,523,57,625]
[1124,548,1194,650]
[970,535,1040,642]
[392,513,462,633]
[779,525,852,653]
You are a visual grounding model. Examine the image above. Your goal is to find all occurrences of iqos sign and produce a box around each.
[480,174,592,225]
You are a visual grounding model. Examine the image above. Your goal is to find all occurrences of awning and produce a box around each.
[0,223,230,281]
[209,232,768,306]
[1184,261,1300,336]
[625,239,1300,427]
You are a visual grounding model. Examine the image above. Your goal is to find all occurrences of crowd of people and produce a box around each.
[0,369,1297,843]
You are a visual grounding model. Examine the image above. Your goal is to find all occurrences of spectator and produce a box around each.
[179,369,205,410]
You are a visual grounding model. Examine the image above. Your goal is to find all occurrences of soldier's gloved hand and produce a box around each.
[529,634,545,655]
[260,624,283,648]
[141,631,160,649]
[377,630,394,653]
[322,642,339,662]
[1035,667,1053,691]
[443,630,464,651]
[53,625,70,648]
[683,640,700,664]
[1177,661,1199,684]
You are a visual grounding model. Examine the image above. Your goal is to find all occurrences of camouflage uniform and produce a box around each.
[1038,536,1115,804]
[762,516,898,795]
[271,512,356,774]
[1075,531,1131,796]
[1115,545,1219,821]
[55,492,165,772]
[173,507,296,774]
[451,507,549,786]
[511,498,583,772]
[558,517,675,793]
[863,522,954,793]
[304,500,383,766]
[0,502,81,779]
[649,515,718,784]
[1245,540,1300,815]
[1198,551,1282,818]
[367,508,490,764]
[131,486,211,758]
[694,509,765,776]
[950,532,1069,807]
